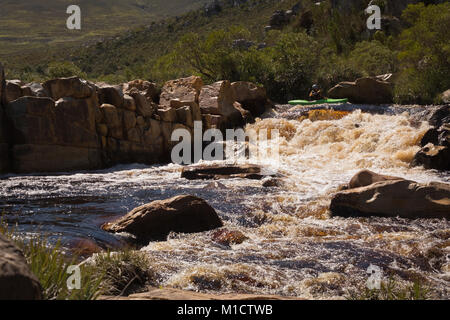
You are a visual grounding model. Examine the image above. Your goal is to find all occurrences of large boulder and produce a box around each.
[102,195,223,243]
[328,76,393,104]
[330,175,450,219]
[199,81,244,128]
[159,76,203,107]
[0,234,43,300]
[231,81,270,117]
[43,77,95,101]
[124,80,159,103]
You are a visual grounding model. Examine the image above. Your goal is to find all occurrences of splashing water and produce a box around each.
[1,109,449,299]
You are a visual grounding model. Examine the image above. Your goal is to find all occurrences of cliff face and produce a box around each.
[0,68,269,174]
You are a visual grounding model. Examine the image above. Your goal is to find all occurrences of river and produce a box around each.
[1,106,449,299]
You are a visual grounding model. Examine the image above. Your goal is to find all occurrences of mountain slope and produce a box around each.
[0,0,210,56]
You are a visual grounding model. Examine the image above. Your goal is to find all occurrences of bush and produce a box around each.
[348,40,397,76]
[395,2,450,104]
[47,61,87,79]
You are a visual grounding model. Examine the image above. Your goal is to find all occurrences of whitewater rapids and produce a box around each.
[1,109,449,299]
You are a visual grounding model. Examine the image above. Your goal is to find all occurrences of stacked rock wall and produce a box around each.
[0,68,270,174]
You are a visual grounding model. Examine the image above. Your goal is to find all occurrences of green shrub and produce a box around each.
[47,61,87,79]
[347,277,431,300]
[348,40,397,76]
[395,2,450,104]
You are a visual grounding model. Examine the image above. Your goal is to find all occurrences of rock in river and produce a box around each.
[181,164,267,180]
[330,172,450,219]
[102,195,223,243]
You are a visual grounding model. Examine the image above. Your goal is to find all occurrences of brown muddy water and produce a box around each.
[1,105,449,299]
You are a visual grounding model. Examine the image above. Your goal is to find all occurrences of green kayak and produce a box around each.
[288,98,348,106]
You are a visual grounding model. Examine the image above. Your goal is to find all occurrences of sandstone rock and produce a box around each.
[199,80,236,117]
[157,107,177,122]
[328,76,393,104]
[54,97,99,148]
[97,84,124,108]
[181,164,267,180]
[101,104,123,139]
[212,228,248,246]
[124,79,159,103]
[330,178,450,219]
[128,89,155,117]
[6,97,58,145]
[348,170,403,189]
[160,76,203,107]
[170,99,202,122]
[5,80,24,103]
[43,77,95,101]
[175,106,194,127]
[12,144,102,173]
[0,234,42,300]
[231,81,268,117]
[412,143,450,171]
[123,110,137,130]
[123,94,136,111]
[202,114,222,129]
[102,195,223,243]
[126,128,141,143]
[148,119,162,139]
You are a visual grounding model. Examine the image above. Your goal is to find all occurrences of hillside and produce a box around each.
[2,0,449,104]
[0,0,209,56]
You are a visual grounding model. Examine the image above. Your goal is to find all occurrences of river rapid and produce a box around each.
[1,105,449,299]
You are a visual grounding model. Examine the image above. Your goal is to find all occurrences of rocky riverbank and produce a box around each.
[0,62,272,174]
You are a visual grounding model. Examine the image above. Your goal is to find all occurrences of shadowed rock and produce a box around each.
[0,234,43,300]
[181,164,266,180]
[102,195,223,243]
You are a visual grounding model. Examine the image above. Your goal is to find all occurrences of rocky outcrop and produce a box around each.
[102,195,223,243]
[330,171,450,219]
[199,80,244,129]
[413,105,449,171]
[159,76,203,107]
[181,164,267,180]
[0,234,43,300]
[328,76,393,104]
[0,66,262,174]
